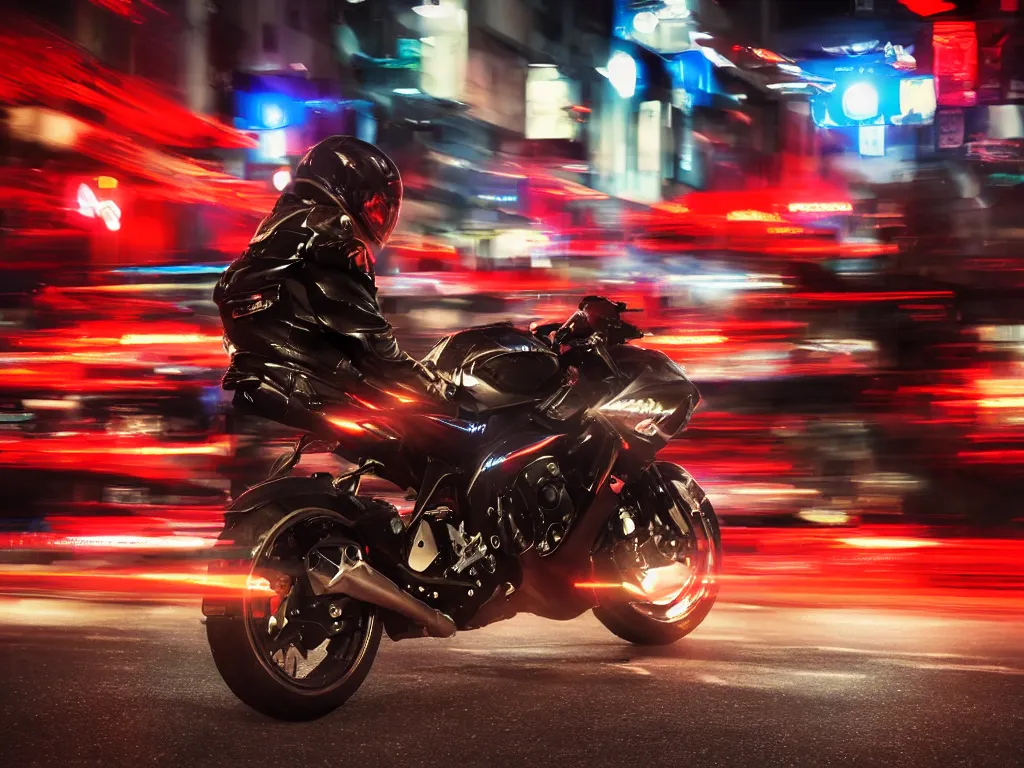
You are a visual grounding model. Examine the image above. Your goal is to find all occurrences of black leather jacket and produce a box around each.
[214,196,436,428]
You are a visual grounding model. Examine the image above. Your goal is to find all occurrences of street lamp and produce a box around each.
[606,51,637,99]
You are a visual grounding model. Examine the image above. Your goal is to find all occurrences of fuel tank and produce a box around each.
[422,323,561,413]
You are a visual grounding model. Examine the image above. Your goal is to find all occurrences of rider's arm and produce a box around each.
[301,239,446,398]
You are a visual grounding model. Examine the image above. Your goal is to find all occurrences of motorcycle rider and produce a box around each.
[214,135,449,434]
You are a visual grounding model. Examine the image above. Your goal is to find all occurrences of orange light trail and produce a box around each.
[349,395,381,411]
[119,333,223,346]
[384,390,418,404]
[574,581,646,596]
[642,335,729,346]
[839,538,942,550]
[0,567,275,597]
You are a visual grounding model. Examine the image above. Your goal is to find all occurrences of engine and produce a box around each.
[502,458,576,556]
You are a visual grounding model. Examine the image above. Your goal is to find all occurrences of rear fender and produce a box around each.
[226,475,360,522]
[205,476,363,619]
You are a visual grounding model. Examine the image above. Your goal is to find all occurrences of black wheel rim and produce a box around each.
[242,508,377,693]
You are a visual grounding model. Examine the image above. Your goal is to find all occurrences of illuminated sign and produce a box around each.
[258,129,288,161]
[937,109,965,149]
[788,202,853,213]
[526,66,577,140]
[933,21,978,107]
[859,125,886,157]
[637,101,662,172]
[76,184,121,232]
[897,78,937,123]
[419,0,468,100]
[615,0,696,55]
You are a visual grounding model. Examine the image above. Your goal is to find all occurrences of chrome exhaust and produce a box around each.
[307,545,456,639]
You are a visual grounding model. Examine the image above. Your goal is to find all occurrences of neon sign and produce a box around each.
[76,184,121,232]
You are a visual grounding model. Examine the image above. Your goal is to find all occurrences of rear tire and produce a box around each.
[206,613,382,721]
[204,503,382,721]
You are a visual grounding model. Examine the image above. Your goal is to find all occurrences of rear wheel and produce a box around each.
[593,463,722,646]
[204,503,381,720]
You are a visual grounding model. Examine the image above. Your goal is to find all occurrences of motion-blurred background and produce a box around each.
[2,0,1024,607]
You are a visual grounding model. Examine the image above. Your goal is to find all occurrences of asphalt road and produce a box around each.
[1,598,1022,768]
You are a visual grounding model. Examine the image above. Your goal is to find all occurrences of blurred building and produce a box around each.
[597,0,836,198]
[25,0,214,113]
[208,0,372,187]
[326,0,617,266]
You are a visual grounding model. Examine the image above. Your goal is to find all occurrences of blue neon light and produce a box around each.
[113,264,228,276]
[801,57,935,128]
[235,92,308,132]
[671,50,717,109]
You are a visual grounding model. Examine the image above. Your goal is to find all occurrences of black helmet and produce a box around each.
[289,136,403,254]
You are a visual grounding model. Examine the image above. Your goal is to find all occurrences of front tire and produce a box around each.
[593,465,722,646]
[592,569,718,645]
[204,503,382,721]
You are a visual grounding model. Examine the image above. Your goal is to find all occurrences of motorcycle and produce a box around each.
[202,296,721,720]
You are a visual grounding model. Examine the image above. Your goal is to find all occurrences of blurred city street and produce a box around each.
[2,596,1023,768]
[2,0,1024,762]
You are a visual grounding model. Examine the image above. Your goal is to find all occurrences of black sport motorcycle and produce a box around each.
[203,296,721,720]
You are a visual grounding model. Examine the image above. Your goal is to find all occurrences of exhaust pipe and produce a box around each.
[307,545,456,639]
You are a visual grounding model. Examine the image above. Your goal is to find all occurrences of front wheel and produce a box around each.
[203,503,382,720]
[592,463,722,646]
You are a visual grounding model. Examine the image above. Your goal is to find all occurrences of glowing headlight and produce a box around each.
[601,397,673,416]
[842,82,879,121]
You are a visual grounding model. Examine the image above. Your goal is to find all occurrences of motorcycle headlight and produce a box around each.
[600,396,691,439]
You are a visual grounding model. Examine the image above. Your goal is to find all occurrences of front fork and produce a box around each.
[593,462,714,587]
